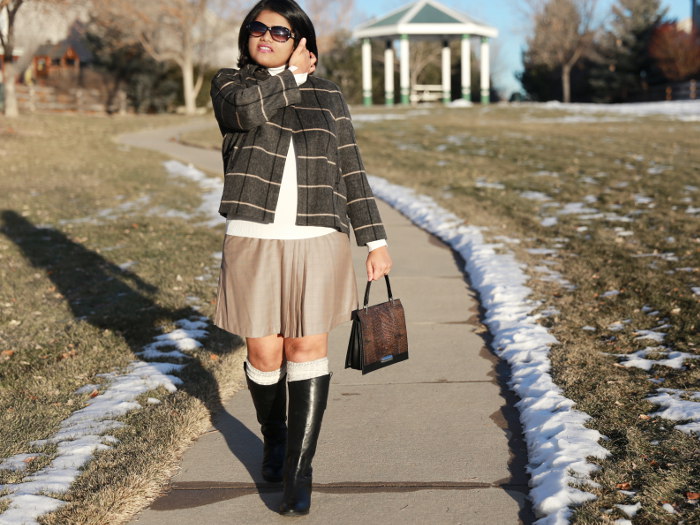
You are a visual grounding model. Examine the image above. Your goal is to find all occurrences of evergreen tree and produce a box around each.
[589,0,668,102]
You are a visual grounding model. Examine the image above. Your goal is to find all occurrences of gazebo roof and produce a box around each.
[353,0,498,40]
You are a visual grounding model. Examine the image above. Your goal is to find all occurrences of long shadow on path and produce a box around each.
[1,210,279,510]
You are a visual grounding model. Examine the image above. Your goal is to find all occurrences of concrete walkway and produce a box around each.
[120,120,534,525]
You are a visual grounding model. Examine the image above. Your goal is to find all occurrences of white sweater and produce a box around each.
[226,65,387,252]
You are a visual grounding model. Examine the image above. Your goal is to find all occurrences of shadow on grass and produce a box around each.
[1,210,280,512]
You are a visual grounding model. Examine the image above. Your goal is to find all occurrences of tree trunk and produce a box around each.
[561,63,572,103]
[181,53,196,116]
[3,60,19,118]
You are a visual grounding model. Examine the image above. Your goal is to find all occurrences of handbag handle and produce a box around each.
[363,275,394,309]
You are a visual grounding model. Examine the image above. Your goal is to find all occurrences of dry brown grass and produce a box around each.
[0,113,246,524]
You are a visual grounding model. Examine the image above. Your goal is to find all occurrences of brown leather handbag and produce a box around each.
[345,275,408,374]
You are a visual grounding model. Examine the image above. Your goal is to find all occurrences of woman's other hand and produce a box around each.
[366,246,392,281]
[289,37,316,74]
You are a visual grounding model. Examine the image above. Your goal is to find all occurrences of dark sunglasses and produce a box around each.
[247,21,296,43]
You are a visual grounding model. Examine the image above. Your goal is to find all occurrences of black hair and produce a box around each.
[237,0,318,69]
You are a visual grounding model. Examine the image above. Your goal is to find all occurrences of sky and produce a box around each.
[351,0,694,96]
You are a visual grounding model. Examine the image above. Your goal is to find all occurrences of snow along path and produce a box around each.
[0,319,208,525]
[367,175,611,525]
[0,160,224,525]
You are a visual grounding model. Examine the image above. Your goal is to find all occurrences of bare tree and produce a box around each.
[523,0,599,102]
[1,0,78,117]
[649,22,700,81]
[408,40,440,88]
[300,0,355,55]
[91,0,239,115]
[1,0,26,117]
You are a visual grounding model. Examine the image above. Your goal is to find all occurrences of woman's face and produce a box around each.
[248,9,295,68]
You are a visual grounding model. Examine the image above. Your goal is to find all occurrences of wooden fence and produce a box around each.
[635,79,698,102]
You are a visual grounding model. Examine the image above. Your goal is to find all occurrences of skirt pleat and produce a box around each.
[214,231,359,338]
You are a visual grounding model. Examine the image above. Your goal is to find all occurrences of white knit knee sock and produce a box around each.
[245,358,286,386]
[287,357,329,382]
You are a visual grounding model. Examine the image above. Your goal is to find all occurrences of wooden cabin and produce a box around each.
[32,41,80,81]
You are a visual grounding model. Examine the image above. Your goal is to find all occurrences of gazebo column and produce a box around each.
[480,36,490,104]
[362,38,372,106]
[399,34,410,105]
[461,34,472,103]
[441,39,451,104]
[384,40,394,106]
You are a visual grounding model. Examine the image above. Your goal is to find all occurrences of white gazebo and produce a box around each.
[352,0,498,105]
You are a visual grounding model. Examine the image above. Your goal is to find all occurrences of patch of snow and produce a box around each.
[118,261,137,270]
[633,194,654,205]
[368,174,610,524]
[351,113,406,122]
[613,227,633,237]
[57,196,152,226]
[647,164,670,175]
[582,326,596,332]
[632,252,679,262]
[527,248,559,256]
[492,235,521,245]
[634,330,666,343]
[0,316,210,523]
[533,266,575,290]
[521,191,552,201]
[558,203,599,216]
[163,161,223,227]
[662,503,677,514]
[475,179,505,190]
[615,502,641,518]
[580,177,598,184]
[74,384,100,395]
[601,290,620,298]
[610,347,700,371]
[533,100,700,120]
[647,388,700,436]
[541,217,558,227]
[0,454,47,473]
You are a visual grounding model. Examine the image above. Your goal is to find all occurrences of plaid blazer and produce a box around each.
[210,64,386,246]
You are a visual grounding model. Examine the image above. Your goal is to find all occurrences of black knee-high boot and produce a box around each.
[244,363,287,483]
[279,374,330,516]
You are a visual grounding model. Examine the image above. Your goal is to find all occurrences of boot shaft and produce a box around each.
[286,374,330,462]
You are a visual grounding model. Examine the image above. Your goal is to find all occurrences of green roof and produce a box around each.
[409,4,460,24]
[366,5,413,29]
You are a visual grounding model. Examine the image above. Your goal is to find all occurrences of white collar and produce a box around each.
[267,65,286,76]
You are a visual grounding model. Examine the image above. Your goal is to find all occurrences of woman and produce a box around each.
[210,0,392,516]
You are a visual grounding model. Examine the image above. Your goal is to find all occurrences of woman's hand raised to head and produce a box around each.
[366,246,392,282]
[288,37,316,74]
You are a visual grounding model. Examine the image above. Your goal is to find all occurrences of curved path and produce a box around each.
[119,119,534,524]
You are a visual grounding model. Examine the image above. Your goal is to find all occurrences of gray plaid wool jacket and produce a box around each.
[210,64,387,246]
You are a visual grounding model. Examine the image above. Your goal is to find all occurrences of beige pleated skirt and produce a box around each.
[214,231,359,338]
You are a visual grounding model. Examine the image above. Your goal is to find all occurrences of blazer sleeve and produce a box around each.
[210,68,302,132]
[335,93,388,246]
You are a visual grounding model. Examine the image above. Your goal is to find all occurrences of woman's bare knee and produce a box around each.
[246,334,284,371]
[284,333,328,362]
